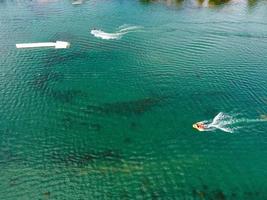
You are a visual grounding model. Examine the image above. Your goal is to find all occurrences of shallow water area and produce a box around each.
[0,0,267,199]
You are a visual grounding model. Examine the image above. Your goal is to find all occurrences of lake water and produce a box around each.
[0,0,267,199]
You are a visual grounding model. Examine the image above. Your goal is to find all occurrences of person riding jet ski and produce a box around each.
[192,122,207,131]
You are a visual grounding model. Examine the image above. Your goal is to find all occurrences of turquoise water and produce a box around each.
[1,0,267,199]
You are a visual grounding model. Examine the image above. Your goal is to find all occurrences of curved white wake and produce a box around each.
[197,112,266,133]
[90,25,142,40]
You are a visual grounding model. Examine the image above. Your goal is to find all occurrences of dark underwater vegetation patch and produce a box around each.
[31,72,64,91]
[120,189,131,199]
[139,177,168,200]
[9,177,19,187]
[62,114,102,132]
[192,188,226,200]
[50,149,123,167]
[0,129,24,166]
[49,89,86,104]
[191,186,265,200]
[43,50,91,68]
[43,191,51,199]
[0,150,19,165]
[85,96,167,116]
[212,189,226,200]
[31,71,88,104]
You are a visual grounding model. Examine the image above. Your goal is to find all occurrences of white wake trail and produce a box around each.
[196,112,266,133]
[90,30,126,40]
[118,25,143,32]
[91,25,142,40]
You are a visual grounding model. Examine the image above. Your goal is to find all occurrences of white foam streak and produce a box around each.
[90,30,125,40]
[198,112,266,133]
[119,26,143,32]
[91,25,142,40]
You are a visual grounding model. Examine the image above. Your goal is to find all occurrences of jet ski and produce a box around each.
[192,122,207,131]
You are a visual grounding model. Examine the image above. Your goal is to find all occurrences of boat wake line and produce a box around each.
[193,112,266,133]
[90,25,143,40]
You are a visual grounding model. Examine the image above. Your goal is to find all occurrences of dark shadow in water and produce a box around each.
[62,114,102,132]
[51,149,123,167]
[120,189,131,199]
[0,149,18,165]
[43,191,51,199]
[9,177,19,187]
[139,177,167,199]
[43,51,90,68]
[192,188,226,200]
[31,71,88,104]
[0,129,23,166]
[49,89,86,104]
[31,72,64,91]
[130,121,138,129]
[191,186,263,200]
[212,190,226,200]
[85,96,167,116]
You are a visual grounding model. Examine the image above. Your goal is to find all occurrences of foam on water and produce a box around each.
[197,112,266,133]
[118,25,143,32]
[90,25,142,40]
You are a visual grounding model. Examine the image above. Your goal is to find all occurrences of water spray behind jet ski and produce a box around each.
[193,112,267,133]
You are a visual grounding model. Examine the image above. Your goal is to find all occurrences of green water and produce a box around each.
[1,0,267,199]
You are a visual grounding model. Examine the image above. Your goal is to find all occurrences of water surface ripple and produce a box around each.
[0,0,267,199]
